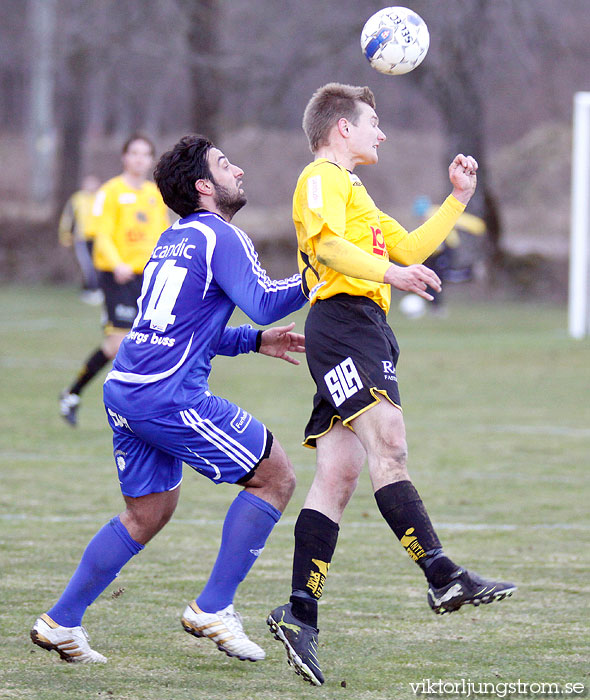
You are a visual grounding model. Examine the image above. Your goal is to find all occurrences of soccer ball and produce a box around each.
[399,294,426,318]
[361,6,430,75]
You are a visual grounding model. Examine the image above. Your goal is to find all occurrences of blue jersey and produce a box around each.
[103,210,306,419]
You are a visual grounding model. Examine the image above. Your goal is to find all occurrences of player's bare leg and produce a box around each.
[268,423,365,685]
[353,398,516,614]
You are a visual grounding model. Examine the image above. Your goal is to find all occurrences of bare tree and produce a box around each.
[177,0,222,141]
[28,0,58,204]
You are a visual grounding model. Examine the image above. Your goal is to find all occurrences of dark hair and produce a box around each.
[121,132,156,157]
[302,83,376,153]
[153,135,214,218]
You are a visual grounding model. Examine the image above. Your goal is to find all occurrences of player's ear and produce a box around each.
[195,179,213,196]
[337,118,350,138]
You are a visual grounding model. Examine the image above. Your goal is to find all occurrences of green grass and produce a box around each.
[0,286,588,700]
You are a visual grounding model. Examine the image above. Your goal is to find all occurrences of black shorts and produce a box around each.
[98,271,143,331]
[304,294,401,448]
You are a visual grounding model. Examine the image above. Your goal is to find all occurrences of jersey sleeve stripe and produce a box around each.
[230,224,301,291]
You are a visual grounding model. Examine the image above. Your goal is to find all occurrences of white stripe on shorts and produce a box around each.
[180,408,259,474]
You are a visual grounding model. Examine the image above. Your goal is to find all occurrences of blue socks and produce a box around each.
[47,515,144,627]
[46,492,280,625]
[197,491,281,612]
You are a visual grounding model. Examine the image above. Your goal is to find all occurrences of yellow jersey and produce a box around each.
[92,175,169,274]
[293,159,465,313]
[58,189,97,245]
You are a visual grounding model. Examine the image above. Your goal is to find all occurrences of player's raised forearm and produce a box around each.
[389,195,465,266]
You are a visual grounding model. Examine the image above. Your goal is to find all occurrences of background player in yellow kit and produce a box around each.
[59,134,169,426]
[267,83,516,686]
[57,174,102,305]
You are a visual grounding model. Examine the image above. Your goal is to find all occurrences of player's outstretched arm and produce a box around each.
[449,154,478,205]
[212,226,306,325]
[259,322,305,366]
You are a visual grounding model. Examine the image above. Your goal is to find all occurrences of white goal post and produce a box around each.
[569,92,590,339]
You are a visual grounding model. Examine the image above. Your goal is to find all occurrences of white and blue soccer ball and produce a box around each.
[399,293,427,319]
[361,6,430,75]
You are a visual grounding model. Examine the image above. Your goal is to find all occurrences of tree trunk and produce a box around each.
[54,48,89,221]
[184,0,221,142]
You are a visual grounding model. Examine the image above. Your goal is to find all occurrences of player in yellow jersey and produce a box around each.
[57,174,102,305]
[268,84,516,686]
[59,134,169,426]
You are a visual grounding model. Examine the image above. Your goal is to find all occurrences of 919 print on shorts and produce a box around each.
[323,357,364,407]
[105,393,271,497]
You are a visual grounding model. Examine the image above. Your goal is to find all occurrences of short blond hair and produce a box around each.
[302,83,376,153]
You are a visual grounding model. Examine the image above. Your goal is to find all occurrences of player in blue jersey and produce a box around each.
[31,134,307,665]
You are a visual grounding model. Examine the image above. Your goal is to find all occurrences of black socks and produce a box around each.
[375,480,459,588]
[290,508,339,627]
[69,348,110,395]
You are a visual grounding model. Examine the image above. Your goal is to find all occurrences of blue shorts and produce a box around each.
[105,392,272,497]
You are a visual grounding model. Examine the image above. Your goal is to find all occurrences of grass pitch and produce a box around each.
[0,285,588,700]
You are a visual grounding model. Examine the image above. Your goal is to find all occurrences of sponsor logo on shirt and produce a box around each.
[118,193,137,204]
[152,237,196,261]
[127,330,176,347]
[371,226,387,257]
[307,175,323,209]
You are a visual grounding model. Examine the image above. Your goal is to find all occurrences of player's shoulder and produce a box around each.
[299,158,348,183]
[100,175,125,193]
[295,159,352,212]
[174,211,235,239]
[300,159,351,193]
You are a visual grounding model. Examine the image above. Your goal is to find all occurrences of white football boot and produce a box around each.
[59,391,80,427]
[30,614,107,663]
[181,601,265,661]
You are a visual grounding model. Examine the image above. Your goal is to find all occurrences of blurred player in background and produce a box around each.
[59,134,169,426]
[57,174,102,305]
[267,83,516,686]
[410,194,486,316]
[31,134,306,665]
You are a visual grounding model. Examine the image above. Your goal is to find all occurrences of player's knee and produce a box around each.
[245,445,296,511]
[271,456,296,505]
[123,501,175,543]
[315,461,360,506]
[375,432,408,466]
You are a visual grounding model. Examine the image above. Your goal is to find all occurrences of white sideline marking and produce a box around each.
[0,513,588,531]
[480,424,590,438]
[0,450,580,485]
[0,357,74,369]
[0,451,99,464]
